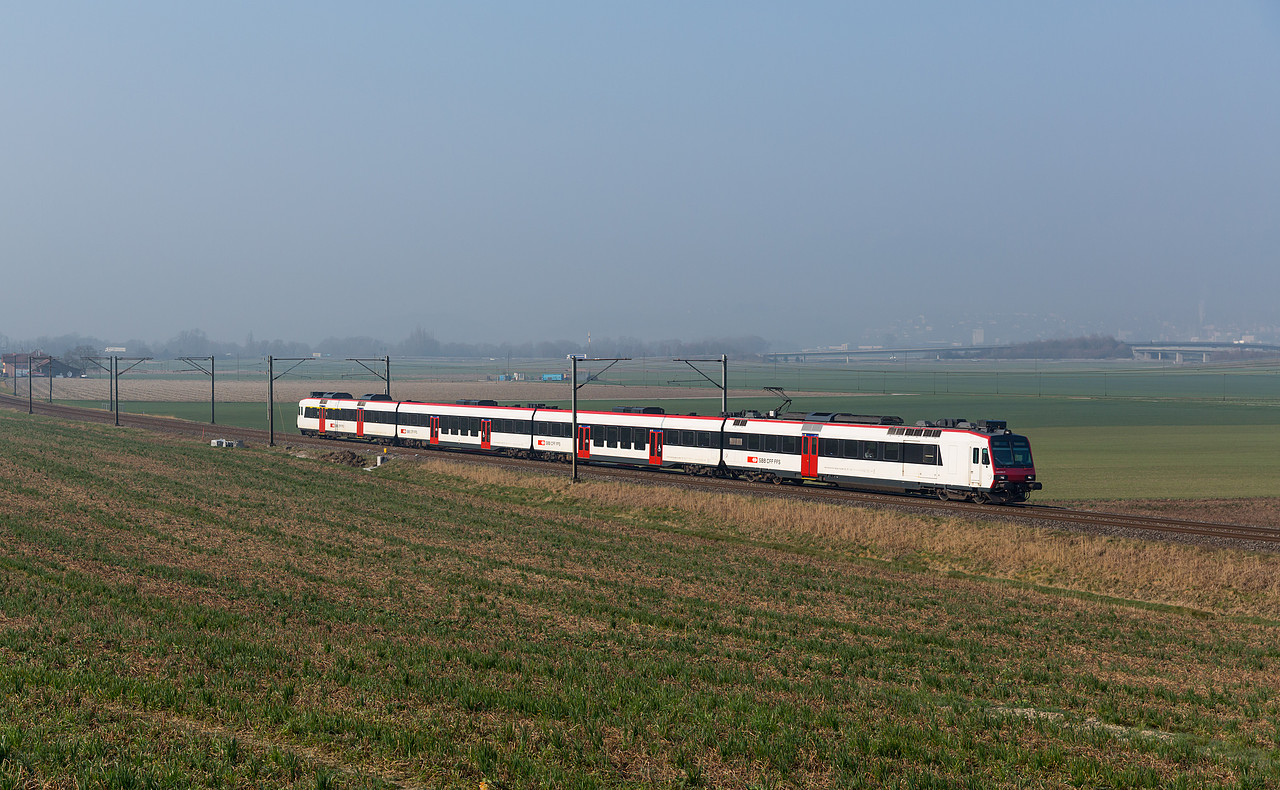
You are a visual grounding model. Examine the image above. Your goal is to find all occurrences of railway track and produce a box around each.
[4,393,1276,549]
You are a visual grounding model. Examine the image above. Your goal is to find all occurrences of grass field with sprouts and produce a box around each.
[2,409,1280,787]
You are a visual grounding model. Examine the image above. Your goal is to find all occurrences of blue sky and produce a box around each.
[4,3,1278,346]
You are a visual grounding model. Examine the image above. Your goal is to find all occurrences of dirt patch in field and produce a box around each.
[319,450,371,468]
[47,376,843,405]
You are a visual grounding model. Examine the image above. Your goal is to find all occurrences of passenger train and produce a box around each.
[298,393,1041,503]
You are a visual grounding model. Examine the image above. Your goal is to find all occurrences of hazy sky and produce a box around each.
[4,3,1278,347]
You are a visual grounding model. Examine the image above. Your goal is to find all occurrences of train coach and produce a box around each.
[298,394,1041,504]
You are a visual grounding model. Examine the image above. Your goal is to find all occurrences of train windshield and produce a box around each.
[990,436,1033,468]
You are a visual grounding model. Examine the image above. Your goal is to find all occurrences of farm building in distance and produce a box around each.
[2,352,84,378]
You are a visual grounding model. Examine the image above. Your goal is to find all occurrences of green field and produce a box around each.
[3,409,1280,787]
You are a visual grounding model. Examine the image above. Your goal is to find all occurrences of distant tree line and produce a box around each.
[943,335,1131,360]
[5,328,772,364]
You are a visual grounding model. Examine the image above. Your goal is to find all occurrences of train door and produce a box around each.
[969,445,988,488]
[480,419,492,450]
[648,430,663,465]
[577,425,592,459]
[801,434,819,477]
[356,408,364,438]
[318,406,326,435]
[429,416,440,445]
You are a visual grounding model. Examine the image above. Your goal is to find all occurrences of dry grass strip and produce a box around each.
[414,458,1280,621]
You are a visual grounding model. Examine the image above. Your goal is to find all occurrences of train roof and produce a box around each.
[728,410,1017,434]
[299,396,1018,435]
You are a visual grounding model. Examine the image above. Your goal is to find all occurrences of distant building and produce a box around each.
[2,352,84,378]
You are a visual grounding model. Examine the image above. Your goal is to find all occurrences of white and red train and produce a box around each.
[298,393,1042,503]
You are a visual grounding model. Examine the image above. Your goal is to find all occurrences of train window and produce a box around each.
[469,417,480,435]
[536,422,547,436]
[821,438,840,457]
[680,431,693,447]
[781,435,798,455]
[763,434,778,453]
[593,431,604,447]
[748,434,761,451]
[922,444,939,465]
[728,436,744,448]
[981,448,989,466]
[635,431,646,450]
[903,444,925,464]
[696,432,709,448]
[883,442,901,462]
[606,426,618,447]
[860,441,878,460]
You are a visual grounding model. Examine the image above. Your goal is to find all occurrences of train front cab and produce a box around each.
[984,432,1040,503]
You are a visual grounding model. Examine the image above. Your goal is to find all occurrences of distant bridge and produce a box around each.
[1128,341,1280,363]
[762,341,1280,364]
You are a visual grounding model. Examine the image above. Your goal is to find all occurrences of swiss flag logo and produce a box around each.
[748,456,758,463]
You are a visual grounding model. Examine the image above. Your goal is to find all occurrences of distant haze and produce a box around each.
[3,4,1278,348]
